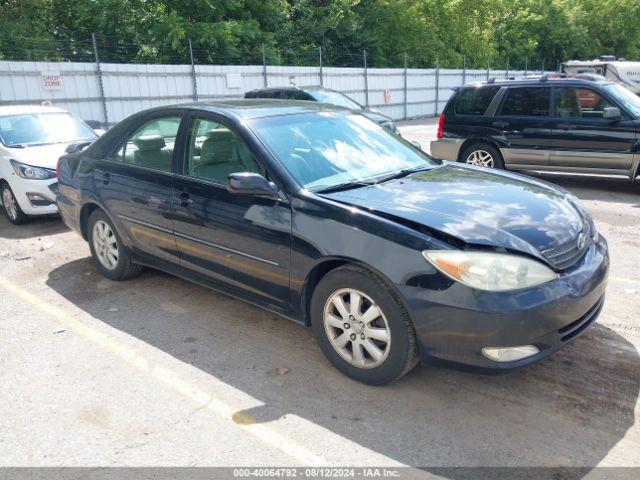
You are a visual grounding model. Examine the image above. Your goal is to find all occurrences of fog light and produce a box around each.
[482,345,539,362]
[26,193,53,207]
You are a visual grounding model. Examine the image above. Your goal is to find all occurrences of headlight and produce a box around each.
[10,160,56,180]
[423,250,557,291]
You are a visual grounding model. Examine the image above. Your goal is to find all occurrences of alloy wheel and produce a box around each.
[466,149,495,168]
[2,187,18,221]
[92,220,119,270]
[323,288,391,369]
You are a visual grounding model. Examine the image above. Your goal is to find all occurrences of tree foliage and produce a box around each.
[1,0,639,68]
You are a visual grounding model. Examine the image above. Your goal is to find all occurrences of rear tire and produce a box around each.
[310,265,418,385]
[87,209,143,281]
[1,183,28,225]
[460,142,504,169]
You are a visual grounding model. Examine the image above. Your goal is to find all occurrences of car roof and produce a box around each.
[461,75,614,89]
[0,104,68,116]
[141,98,348,121]
[246,85,327,94]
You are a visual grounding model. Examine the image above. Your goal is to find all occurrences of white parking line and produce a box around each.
[0,275,329,467]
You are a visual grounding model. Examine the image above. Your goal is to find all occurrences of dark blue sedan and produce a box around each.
[56,100,609,385]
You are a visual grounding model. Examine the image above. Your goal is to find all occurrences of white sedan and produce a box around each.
[0,105,98,224]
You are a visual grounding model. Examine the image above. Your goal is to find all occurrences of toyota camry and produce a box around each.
[56,100,609,385]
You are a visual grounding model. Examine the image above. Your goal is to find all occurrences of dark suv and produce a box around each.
[245,85,399,134]
[430,75,640,179]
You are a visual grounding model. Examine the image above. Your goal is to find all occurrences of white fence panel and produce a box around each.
[0,60,553,125]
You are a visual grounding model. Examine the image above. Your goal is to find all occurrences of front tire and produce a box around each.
[1,183,28,225]
[87,209,143,281]
[310,265,418,385]
[461,142,504,169]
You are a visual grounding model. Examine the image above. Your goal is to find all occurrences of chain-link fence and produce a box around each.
[0,34,554,126]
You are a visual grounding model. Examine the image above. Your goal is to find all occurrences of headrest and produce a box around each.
[205,128,227,138]
[200,131,236,164]
[134,134,165,151]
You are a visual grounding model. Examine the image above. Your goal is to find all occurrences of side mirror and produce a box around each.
[603,107,621,119]
[227,172,279,197]
[65,141,92,154]
[410,140,422,151]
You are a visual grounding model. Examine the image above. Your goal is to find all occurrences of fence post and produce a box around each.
[486,59,490,81]
[434,57,440,116]
[525,58,528,76]
[188,39,198,101]
[541,58,545,74]
[462,55,466,85]
[319,46,323,86]
[363,49,369,107]
[91,33,108,128]
[403,53,408,120]
[506,57,509,79]
[262,44,268,87]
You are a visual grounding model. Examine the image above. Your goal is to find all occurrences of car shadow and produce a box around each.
[0,211,68,240]
[46,258,639,474]
[526,173,640,208]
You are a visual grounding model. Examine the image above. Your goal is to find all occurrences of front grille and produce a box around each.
[48,182,59,194]
[558,296,604,342]
[541,223,591,270]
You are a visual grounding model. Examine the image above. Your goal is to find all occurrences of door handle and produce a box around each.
[492,121,509,128]
[96,172,110,184]
[557,123,575,130]
[175,192,194,207]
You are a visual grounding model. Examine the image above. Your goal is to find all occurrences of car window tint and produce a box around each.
[120,116,181,171]
[282,90,310,100]
[554,87,613,118]
[185,118,263,183]
[499,87,550,116]
[454,87,499,115]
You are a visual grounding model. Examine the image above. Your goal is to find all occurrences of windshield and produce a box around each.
[603,83,640,116]
[251,112,434,191]
[0,112,96,147]
[306,89,363,110]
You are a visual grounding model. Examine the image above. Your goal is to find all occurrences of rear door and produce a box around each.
[171,114,292,310]
[92,113,184,265]
[492,86,553,166]
[549,86,636,172]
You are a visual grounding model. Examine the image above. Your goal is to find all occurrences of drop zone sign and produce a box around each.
[41,72,62,90]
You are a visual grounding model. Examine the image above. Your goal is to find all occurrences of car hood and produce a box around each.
[4,142,77,169]
[321,163,584,260]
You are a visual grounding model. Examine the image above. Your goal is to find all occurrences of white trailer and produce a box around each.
[562,57,640,94]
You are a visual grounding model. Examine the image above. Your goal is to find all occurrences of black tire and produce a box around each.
[87,209,143,281]
[1,182,28,225]
[460,142,505,169]
[310,265,418,385]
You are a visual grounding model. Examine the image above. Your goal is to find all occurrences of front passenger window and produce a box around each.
[186,118,263,184]
[554,88,613,118]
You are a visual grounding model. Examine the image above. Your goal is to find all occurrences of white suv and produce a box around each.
[0,105,97,224]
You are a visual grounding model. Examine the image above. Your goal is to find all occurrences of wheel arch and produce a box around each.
[300,257,410,327]
[456,137,504,162]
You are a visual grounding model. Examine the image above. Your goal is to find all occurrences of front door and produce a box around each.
[492,86,553,166]
[549,86,636,172]
[92,114,183,264]
[171,115,292,310]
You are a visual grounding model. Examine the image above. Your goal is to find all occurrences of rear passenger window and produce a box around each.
[185,117,263,184]
[117,116,181,171]
[499,88,550,117]
[454,87,499,115]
